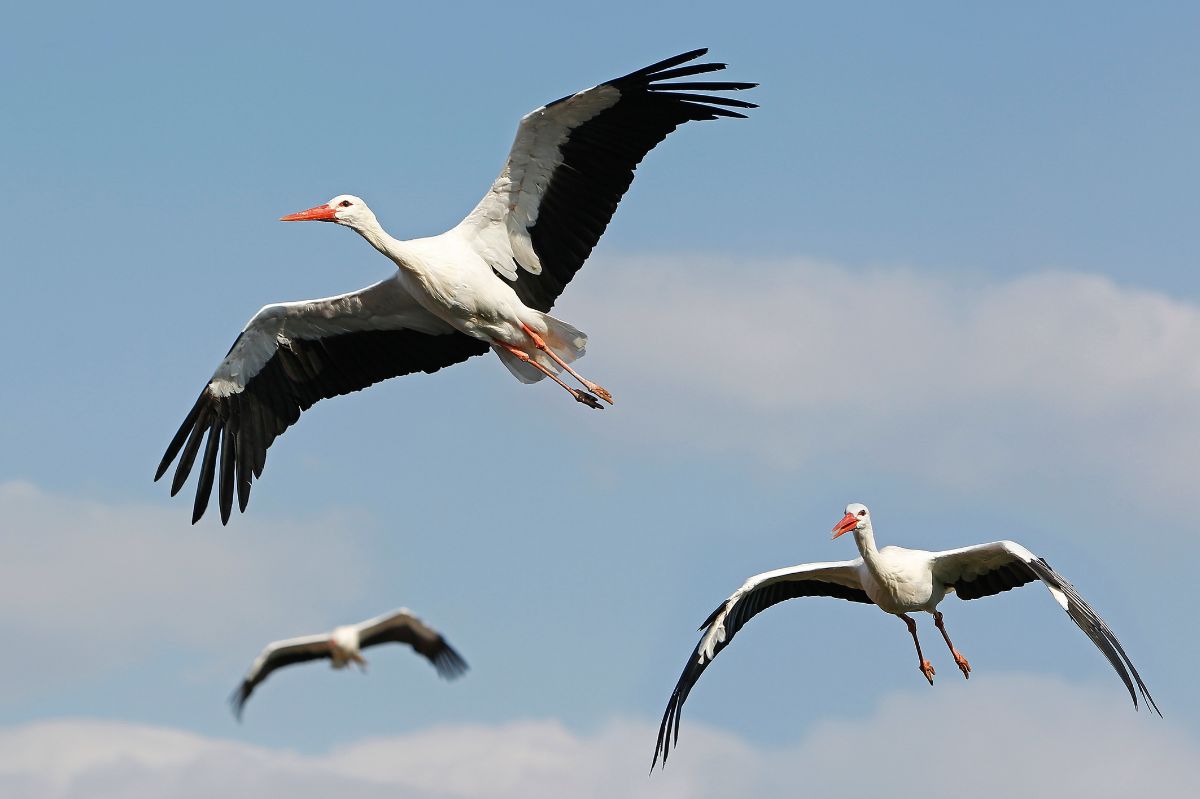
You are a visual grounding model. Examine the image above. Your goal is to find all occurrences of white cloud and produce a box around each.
[565,256,1200,511]
[0,677,1195,798]
[0,482,373,694]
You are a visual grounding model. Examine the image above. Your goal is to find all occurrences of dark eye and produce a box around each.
[858,510,867,517]
[339,200,352,208]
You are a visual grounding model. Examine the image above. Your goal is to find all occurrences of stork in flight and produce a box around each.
[230,608,467,720]
[155,48,756,524]
[651,503,1159,769]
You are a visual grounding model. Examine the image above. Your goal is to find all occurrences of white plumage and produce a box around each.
[652,503,1159,769]
[155,49,756,524]
[231,608,467,720]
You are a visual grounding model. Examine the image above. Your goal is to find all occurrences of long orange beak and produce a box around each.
[280,204,337,222]
[832,512,858,539]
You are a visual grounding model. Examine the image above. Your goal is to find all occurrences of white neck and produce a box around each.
[341,212,422,275]
[852,524,884,574]
[349,214,400,258]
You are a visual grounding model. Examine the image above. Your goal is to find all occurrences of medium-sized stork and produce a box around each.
[652,503,1159,769]
[156,48,756,524]
[231,608,467,719]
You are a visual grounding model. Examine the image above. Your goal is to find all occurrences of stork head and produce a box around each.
[832,503,870,539]
[280,195,375,229]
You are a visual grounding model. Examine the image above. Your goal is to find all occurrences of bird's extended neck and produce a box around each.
[852,525,884,573]
[349,215,399,258]
[349,218,426,276]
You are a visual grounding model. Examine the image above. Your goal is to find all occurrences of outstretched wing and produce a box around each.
[653,560,869,769]
[456,48,757,312]
[356,608,468,680]
[230,633,332,720]
[931,540,1159,715]
[155,274,490,524]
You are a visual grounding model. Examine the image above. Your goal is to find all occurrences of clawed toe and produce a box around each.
[920,661,936,685]
[588,385,614,404]
[574,390,604,409]
[954,653,971,679]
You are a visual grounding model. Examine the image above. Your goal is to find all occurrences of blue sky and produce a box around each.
[2,2,1198,796]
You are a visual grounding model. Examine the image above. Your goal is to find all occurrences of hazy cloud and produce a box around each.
[1,676,1194,798]
[567,256,1200,513]
[0,482,374,694]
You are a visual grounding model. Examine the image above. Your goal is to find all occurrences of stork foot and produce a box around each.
[588,384,614,405]
[920,660,936,685]
[573,390,604,409]
[952,651,971,679]
[518,322,613,405]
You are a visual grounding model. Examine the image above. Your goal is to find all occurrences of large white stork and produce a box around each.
[652,503,1159,769]
[155,48,755,524]
[231,608,467,720]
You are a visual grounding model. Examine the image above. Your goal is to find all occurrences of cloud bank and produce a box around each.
[0,482,373,694]
[0,676,1193,799]
[568,256,1200,512]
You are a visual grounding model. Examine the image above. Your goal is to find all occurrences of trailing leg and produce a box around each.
[496,343,603,409]
[934,610,971,679]
[900,613,936,685]
[521,323,613,404]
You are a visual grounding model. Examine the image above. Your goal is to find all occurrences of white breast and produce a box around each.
[329,625,360,664]
[397,234,534,344]
[861,548,942,613]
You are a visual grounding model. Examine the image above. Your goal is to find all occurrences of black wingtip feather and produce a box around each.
[516,51,755,313]
[170,405,212,496]
[218,424,235,525]
[658,81,758,92]
[653,577,871,768]
[434,644,470,680]
[643,62,729,83]
[191,423,220,525]
[155,392,208,482]
[160,328,488,523]
[659,92,758,109]
[1025,557,1160,715]
[228,684,249,722]
[697,601,727,632]
[625,48,710,80]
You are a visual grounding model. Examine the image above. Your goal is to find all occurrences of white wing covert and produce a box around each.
[356,608,468,680]
[653,560,869,769]
[931,541,1158,714]
[231,634,332,719]
[155,275,489,524]
[457,48,756,312]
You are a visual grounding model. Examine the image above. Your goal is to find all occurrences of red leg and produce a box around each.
[498,343,603,409]
[900,613,936,685]
[520,323,613,404]
[934,611,971,679]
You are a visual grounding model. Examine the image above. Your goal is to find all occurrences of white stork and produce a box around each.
[652,503,1159,769]
[155,48,756,524]
[230,608,467,720]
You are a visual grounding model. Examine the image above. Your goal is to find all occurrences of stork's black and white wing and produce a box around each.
[457,48,756,311]
[155,275,490,524]
[355,608,468,680]
[230,633,333,719]
[931,540,1159,714]
[653,560,870,769]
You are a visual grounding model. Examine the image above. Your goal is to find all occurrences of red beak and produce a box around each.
[832,512,858,539]
[280,204,337,222]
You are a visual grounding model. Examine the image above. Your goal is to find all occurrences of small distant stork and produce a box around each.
[231,608,467,719]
